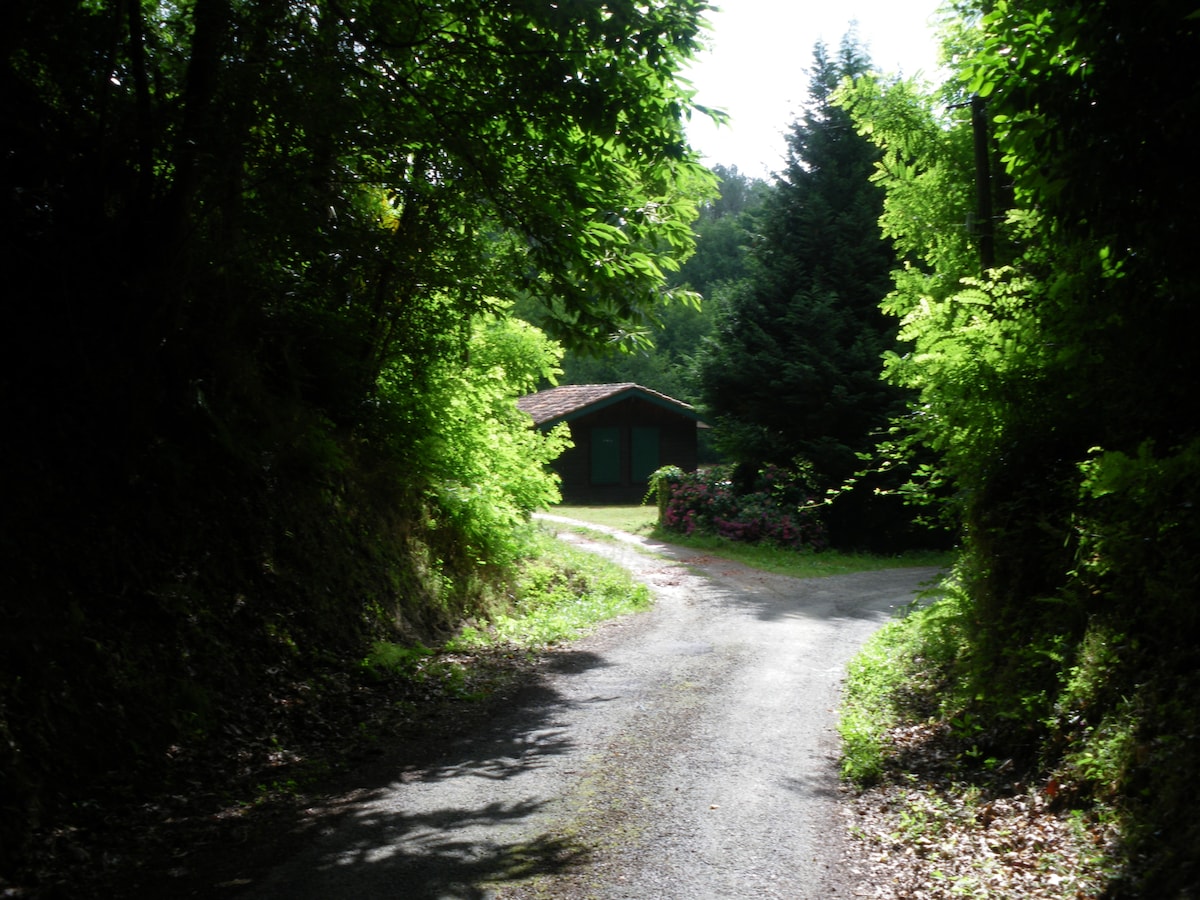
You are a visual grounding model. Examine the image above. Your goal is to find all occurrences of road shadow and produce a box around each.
[251,794,589,900]
[780,771,846,802]
[134,650,613,899]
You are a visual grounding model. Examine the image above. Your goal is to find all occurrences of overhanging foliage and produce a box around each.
[0,0,718,881]
[838,1,1200,893]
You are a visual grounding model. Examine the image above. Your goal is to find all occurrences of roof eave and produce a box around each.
[535,386,704,427]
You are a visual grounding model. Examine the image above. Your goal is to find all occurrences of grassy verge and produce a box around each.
[838,590,969,784]
[837,579,1126,898]
[366,528,652,676]
[649,530,952,578]
[552,504,954,579]
[450,529,652,649]
[550,504,659,535]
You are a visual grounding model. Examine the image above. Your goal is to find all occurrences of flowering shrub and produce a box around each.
[649,464,827,551]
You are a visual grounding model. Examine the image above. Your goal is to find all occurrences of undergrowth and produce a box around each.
[3,524,651,897]
[447,529,651,649]
[361,528,650,687]
[836,559,1200,896]
[839,578,969,785]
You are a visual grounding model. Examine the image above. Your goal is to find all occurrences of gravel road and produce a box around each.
[248,519,940,900]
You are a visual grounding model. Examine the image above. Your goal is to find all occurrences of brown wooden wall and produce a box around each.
[550,397,699,505]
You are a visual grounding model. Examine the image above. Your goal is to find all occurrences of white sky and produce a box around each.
[683,1,947,179]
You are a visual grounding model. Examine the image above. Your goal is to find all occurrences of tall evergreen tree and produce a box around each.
[697,34,911,547]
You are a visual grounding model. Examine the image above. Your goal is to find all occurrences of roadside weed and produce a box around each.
[447,530,651,650]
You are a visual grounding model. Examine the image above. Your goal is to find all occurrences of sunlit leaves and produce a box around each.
[379,313,570,563]
[837,8,1200,892]
[6,0,721,534]
[836,75,977,284]
[882,266,1049,480]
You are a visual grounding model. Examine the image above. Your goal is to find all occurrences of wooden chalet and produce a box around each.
[517,383,705,505]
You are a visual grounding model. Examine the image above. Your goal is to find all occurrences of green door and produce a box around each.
[590,427,621,484]
[631,427,660,483]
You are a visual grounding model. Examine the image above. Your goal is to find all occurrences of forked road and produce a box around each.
[249,519,940,900]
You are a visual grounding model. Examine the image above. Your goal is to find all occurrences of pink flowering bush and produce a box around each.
[649,464,827,551]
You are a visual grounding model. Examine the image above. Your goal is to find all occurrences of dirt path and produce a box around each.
[248,521,940,899]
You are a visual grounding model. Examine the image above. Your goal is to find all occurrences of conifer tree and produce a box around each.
[698,34,910,547]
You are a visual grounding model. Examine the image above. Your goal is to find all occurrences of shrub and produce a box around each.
[651,464,827,551]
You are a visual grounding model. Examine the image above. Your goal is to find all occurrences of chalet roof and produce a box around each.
[517,383,704,426]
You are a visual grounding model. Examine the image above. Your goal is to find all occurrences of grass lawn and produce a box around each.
[550,504,659,535]
[547,504,955,579]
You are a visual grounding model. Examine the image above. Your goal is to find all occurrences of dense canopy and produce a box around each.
[0,0,716,878]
